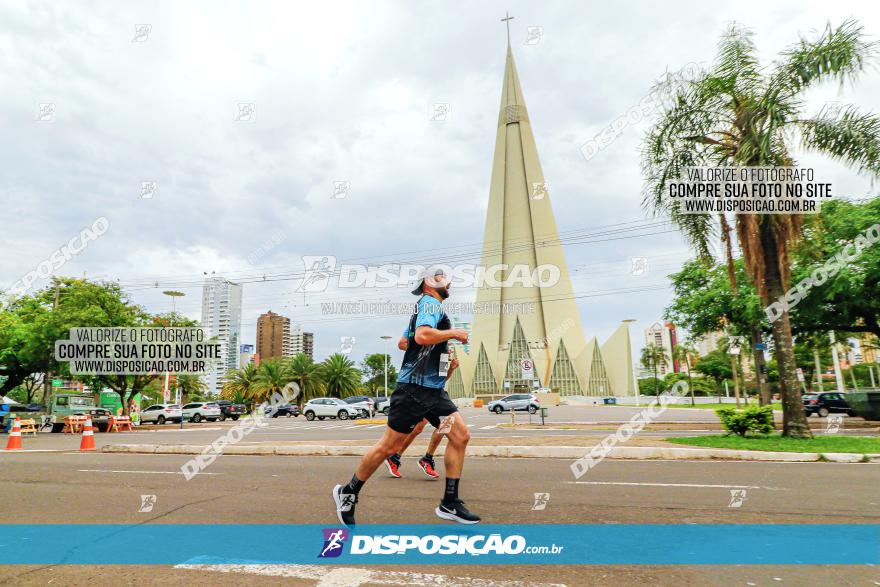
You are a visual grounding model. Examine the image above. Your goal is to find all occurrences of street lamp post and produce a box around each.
[380,336,393,397]
[163,290,186,429]
[622,319,640,407]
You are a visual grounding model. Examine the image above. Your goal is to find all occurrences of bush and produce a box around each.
[717,404,775,437]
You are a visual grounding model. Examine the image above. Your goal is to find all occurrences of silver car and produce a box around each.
[302,398,360,421]
[141,404,183,424]
[487,394,540,414]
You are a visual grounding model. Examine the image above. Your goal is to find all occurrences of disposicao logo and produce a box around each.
[318,528,348,558]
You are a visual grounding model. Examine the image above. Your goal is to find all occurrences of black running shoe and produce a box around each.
[332,484,358,526]
[435,499,481,524]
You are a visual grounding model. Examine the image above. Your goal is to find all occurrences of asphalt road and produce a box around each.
[0,450,878,586]
[6,406,872,452]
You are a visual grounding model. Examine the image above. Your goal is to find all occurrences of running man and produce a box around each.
[332,267,479,525]
[385,331,447,480]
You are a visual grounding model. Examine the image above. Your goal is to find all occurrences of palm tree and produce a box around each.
[221,363,260,405]
[254,358,295,404]
[320,353,362,398]
[640,343,669,395]
[672,340,698,406]
[642,20,880,437]
[173,374,208,403]
[287,353,324,407]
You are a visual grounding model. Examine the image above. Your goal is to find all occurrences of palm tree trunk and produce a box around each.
[760,227,811,438]
[751,329,771,405]
[721,215,771,406]
[730,354,741,408]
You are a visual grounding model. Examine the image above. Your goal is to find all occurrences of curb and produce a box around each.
[101,443,877,463]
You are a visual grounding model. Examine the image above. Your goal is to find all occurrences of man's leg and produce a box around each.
[333,425,408,525]
[434,411,480,523]
[385,418,428,477]
[417,423,445,479]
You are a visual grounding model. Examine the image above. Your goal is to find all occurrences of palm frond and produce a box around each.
[798,105,880,176]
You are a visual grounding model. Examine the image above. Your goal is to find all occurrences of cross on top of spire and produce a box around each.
[501,11,514,46]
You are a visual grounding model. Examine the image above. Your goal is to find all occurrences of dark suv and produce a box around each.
[803,392,852,417]
[215,400,247,421]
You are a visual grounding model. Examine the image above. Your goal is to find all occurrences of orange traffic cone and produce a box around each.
[79,416,96,451]
[5,417,23,450]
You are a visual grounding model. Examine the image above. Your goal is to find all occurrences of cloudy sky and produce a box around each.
[2,0,879,367]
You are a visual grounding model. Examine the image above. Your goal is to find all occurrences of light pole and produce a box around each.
[380,336,393,397]
[163,290,185,429]
[622,319,640,406]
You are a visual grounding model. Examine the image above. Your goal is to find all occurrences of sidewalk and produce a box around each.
[101,437,880,464]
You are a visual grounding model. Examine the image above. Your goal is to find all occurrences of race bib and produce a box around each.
[438,353,449,377]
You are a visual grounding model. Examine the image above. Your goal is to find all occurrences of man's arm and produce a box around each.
[414,326,468,346]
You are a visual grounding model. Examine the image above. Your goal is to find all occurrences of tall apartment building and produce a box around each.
[644,321,679,374]
[239,344,255,368]
[256,311,291,360]
[201,276,243,396]
[695,331,723,357]
[290,324,314,360]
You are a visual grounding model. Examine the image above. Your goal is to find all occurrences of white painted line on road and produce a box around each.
[176,562,567,587]
[367,425,385,429]
[151,427,222,433]
[78,469,220,475]
[565,481,778,489]
[479,425,497,430]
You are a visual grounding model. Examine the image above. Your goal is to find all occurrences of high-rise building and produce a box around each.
[290,325,314,360]
[644,322,679,375]
[450,39,636,399]
[695,331,723,357]
[239,344,255,368]
[201,276,243,395]
[256,310,291,360]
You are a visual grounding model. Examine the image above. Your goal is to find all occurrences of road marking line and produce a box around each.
[479,425,497,430]
[565,481,775,489]
[367,425,385,429]
[176,562,567,587]
[77,469,220,475]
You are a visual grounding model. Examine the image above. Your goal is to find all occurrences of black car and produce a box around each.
[215,400,247,421]
[265,403,300,417]
[803,392,852,417]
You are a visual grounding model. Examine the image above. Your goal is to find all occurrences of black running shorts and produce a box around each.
[387,382,457,433]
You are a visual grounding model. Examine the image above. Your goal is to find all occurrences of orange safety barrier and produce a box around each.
[63,415,87,434]
[473,399,484,408]
[79,416,96,451]
[108,416,133,432]
[5,417,22,450]
[18,418,37,436]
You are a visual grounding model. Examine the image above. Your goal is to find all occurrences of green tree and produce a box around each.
[221,362,260,405]
[360,353,397,395]
[287,353,324,407]
[672,340,698,405]
[695,350,733,392]
[642,20,880,436]
[320,353,362,398]
[664,259,772,404]
[789,199,880,339]
[173,374,208,403]
[640,343,669,390]
[253,358,294,404]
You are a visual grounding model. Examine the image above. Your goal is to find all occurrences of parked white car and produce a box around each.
[141,404,182,424]
[302,398,360,421]
[181,402,222,423]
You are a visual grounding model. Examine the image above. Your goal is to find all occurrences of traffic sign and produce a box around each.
[51,379,63,387]
[520,359,535,380]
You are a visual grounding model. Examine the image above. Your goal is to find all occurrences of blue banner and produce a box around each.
[0,524,876,565]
